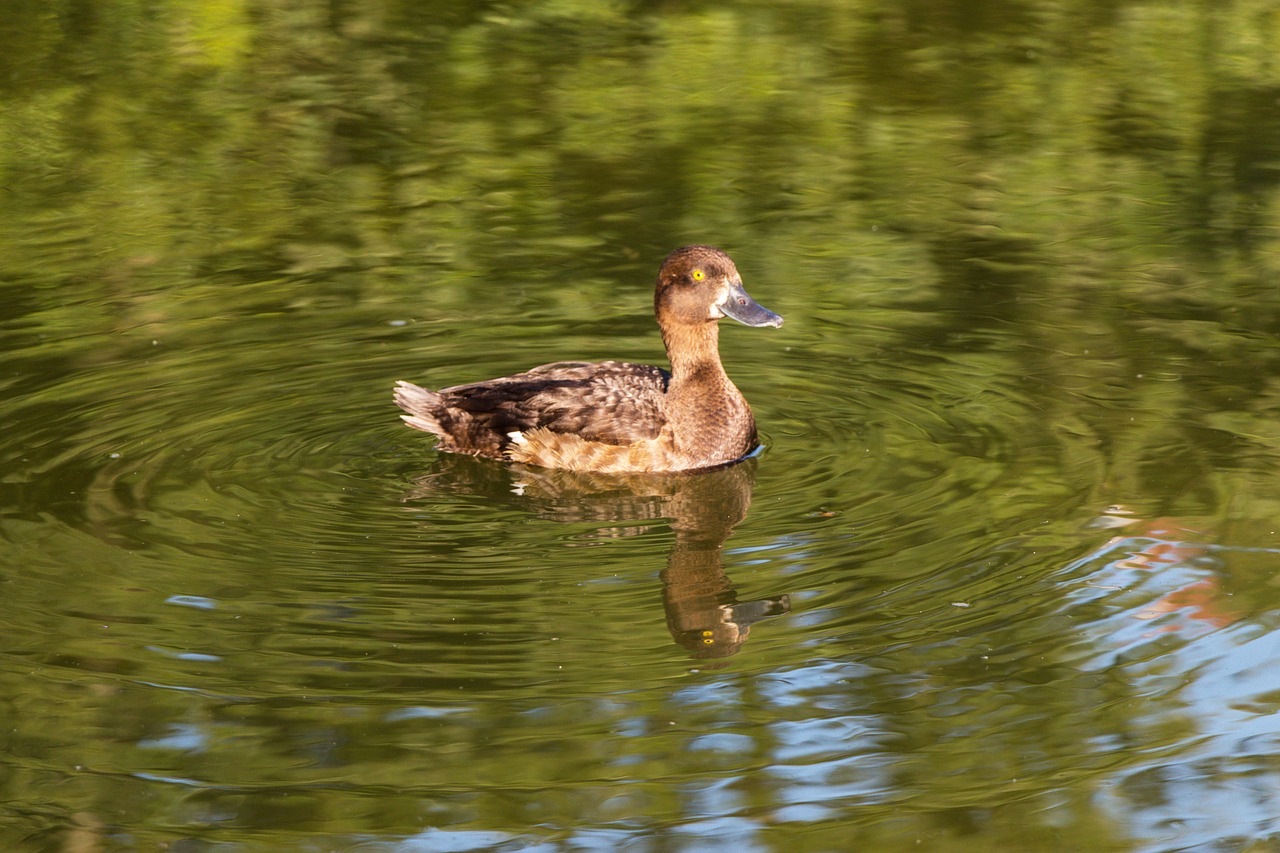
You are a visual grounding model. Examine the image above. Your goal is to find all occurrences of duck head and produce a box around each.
[655,245,783,330]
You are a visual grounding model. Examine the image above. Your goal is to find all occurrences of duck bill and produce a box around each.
[719,281,784,328]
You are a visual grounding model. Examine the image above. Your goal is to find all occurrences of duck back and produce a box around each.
[395,360,670,458]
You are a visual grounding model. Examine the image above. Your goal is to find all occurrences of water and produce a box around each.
[3,1,1280,850]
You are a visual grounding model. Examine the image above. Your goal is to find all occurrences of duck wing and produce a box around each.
[441,360,670,446]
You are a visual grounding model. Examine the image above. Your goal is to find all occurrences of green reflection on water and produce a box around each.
[2,0,1280,850]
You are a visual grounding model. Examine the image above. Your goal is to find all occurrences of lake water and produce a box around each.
[3,1,1280,851]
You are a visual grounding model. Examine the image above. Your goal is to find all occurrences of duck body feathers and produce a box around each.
[395,360,669,456]
[394,246,782,474]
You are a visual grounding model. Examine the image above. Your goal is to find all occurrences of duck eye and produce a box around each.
[691,269,705,281]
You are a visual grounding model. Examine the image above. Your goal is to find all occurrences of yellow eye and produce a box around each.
[691,269,705,281]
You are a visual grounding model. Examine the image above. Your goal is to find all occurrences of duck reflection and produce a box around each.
[404,455,790,658]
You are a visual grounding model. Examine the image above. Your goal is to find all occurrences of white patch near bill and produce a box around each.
[708,289,729,319]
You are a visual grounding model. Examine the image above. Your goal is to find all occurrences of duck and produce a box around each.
[393,245,783,474]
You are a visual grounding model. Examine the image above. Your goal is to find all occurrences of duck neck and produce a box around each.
[660,321,756,463]
[663,322,731,391]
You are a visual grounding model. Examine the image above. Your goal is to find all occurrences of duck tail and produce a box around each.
[393,380,449,437]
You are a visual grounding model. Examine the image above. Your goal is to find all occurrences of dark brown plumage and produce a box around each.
[393,245,783,474]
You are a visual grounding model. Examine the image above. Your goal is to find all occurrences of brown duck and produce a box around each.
[393,245,783,474]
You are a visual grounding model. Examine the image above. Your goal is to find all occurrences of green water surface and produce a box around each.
[3,1,1280,851]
